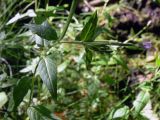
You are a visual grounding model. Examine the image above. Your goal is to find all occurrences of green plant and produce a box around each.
[0,0,160,120]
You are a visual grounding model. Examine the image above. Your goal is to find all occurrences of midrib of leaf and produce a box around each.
[28,107,47,120]
[44,58,54,92]
[84,23,92,41]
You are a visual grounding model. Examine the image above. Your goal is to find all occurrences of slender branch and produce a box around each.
[22,1,35,13]
[45,0,49,10]
[89,0,103,6]
[83,0,95,11]
[59,0,78,40]
[60,40,134,46]
[35,0,38,10]
[125,21,151,43]
[102,0,109,15]
[60,41,84,45]
[28,77,35,107]
[27,59,40,107]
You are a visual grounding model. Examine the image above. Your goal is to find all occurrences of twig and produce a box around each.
[21,1,35,13]
[102,0,109,14]
[124,21,152,43]
[83,0,95,11]
[89,0,103,6]
[60,40,134,46]
[27,59,40,107]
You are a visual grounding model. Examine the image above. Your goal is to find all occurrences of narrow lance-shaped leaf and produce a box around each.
[76,11,98,42]
[133,90,150,117]
[27,105,59,120]
[0,92,8,109]
[13,77,31,110]
[111,106,129,120]
[26,20,58,41]
[85,48,93,69]
[36,56,57,100]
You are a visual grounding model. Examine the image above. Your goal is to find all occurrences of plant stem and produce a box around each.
[125,21,151,43]
[22,1,35,13]
[28,76,35,107]
[45,0,49,10]
[59,0,78,40]
[38,77,41,98]
[60,41,84,45]
[102,0,109,15]
[27,60,40,107]
[60,41,134,46]
[35,0,38,10]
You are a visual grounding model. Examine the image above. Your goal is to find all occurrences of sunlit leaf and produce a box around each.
[36,56,57,100]
[57,60,69,73]
[0,73,7,81]
[113,106,129,119]
[0,92,8,109]
[6,9,36,25]
[0,31,6,40]
[133,91,150,117]
[20,57,40,73]
[156,55,160,67]
[27,105,59,120]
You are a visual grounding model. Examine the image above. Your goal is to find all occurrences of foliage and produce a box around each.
[0,0,160,119]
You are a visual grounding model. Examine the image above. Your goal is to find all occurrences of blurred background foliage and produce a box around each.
[0,0,160,120]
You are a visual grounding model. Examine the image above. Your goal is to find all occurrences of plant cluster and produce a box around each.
[0,0,160,120]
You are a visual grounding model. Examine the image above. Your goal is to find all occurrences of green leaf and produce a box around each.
[36,56,57,100]
[27,105,59,120]
[133,91,150,117]
[76,11,98,42]
[6,9,36,25]
[26,21,58,41]
[0,92,8,109]
[112,106,129,120]
[85,48,93,69]
[86,44,112,53]
[156,55,160,67]
[13,77,31,110]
